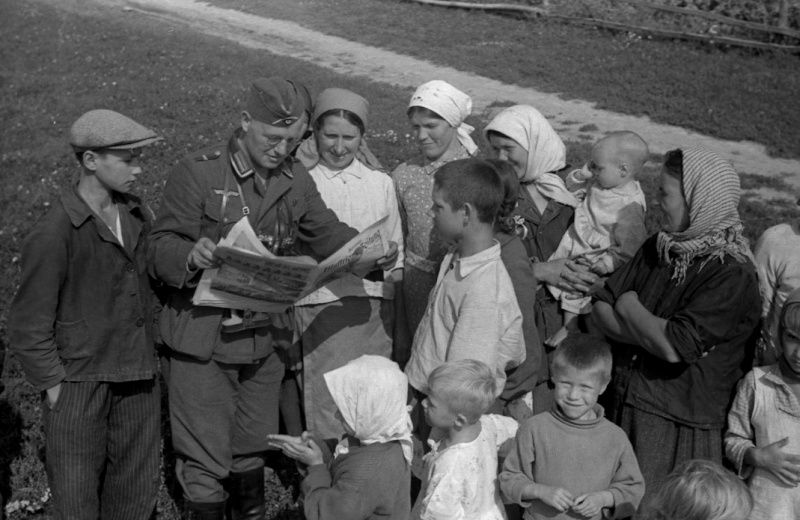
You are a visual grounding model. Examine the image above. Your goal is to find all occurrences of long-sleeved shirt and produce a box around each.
[296,159,404,304]
[404,242,525,395]
[725,363,800,520]
[500,406,644,520]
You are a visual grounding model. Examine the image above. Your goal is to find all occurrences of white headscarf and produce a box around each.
[324,355,413,464]
[484,105,578,208]
[409,80,478,157]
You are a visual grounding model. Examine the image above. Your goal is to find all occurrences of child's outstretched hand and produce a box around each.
[266,432,324,467]
[572,491,613,518]
[753,437,800,486]
[537,485,575,512]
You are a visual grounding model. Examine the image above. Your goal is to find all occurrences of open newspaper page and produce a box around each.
[192,216,388,312]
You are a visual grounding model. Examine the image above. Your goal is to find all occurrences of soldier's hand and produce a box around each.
[188,237,219,270]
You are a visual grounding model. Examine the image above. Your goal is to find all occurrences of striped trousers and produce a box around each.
[43,378,160,520]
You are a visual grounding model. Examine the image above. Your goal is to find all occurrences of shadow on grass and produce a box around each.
[0,354,25,519]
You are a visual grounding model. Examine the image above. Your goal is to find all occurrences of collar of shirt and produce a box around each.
[62,185,141,228]
[448,240,501,278]
[316,160,363,181]
[765,363,800,419]
[227,128,294,182]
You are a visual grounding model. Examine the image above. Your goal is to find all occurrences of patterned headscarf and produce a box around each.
[409,80,479,157]
[295,87,383,170]
[656,149,752,285]
[483,105,578,208]
[324,355,414,464]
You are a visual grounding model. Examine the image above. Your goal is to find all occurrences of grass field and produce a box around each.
[0,0,797,518]
[208,0,800,161]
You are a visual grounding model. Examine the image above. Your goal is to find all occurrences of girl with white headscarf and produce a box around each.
[393,80,479,342]
[483,105,596,416]
[267,355,413,520]
[592,149,760,515]
[290,88,406,441]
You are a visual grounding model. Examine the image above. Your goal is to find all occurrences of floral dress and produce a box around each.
[392,140,471,336]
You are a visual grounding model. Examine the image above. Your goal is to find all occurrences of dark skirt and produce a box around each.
[620,404,722,518]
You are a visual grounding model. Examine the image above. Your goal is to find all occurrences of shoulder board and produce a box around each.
[194,150,222,162]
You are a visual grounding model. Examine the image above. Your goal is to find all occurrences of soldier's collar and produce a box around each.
[228,128,293,180]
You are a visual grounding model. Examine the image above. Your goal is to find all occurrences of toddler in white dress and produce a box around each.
[546,132,649,347]
[414,359,518,520]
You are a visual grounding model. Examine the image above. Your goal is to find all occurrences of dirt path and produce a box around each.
[47,0,800,197]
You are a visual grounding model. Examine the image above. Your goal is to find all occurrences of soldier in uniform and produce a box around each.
[148,77,397,519]
[9,109,162,519]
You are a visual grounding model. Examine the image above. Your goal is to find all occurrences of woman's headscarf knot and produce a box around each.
[409,80,478,156]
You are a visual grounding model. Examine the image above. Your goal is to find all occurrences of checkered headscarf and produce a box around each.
[656,149,752,284]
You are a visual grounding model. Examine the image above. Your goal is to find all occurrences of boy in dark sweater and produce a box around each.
[500,334,644,520]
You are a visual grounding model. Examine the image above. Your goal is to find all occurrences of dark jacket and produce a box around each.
[8,187,158,391]
[595,235,760,429]
[496,231,543,402]
[302,437,410,520]
[148,134,357,363]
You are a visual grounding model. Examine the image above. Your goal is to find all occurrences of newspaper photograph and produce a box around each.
[192,216,388,312]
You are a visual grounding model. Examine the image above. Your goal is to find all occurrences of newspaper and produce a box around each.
[192,216,388,312]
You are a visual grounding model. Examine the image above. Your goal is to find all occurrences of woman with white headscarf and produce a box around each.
[592,149,760,515]
[292,88,405,440]
[393,80,479,343]
[484,105,597,416]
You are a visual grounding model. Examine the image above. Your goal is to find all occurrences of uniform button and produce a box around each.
[632,355,638,361]
[135,318,145,327]
[126,264,135,273]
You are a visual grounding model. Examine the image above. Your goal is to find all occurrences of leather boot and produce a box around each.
[227,467,266,520]
[184,499,226,520]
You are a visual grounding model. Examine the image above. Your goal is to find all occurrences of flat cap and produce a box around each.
[246,78,312,127]
[69,109,162,151]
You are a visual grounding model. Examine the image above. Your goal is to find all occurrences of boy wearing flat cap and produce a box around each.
[8,109,162,519]
[149,77,398,519]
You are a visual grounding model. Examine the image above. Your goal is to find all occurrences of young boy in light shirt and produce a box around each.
[404,158,525,401]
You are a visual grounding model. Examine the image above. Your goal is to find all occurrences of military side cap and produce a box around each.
[247,78,312,127]
[69,109,162,151]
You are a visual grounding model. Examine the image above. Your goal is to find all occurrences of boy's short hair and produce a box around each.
[433,158,503,224]
[649,459,752,520]
[550,334,613,385]
[427,359,496,423]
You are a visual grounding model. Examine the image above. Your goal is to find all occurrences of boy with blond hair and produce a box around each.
[405,158,525,399]
[546,132,649,347]
[500,334,644,520]
[414,359,518,519]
